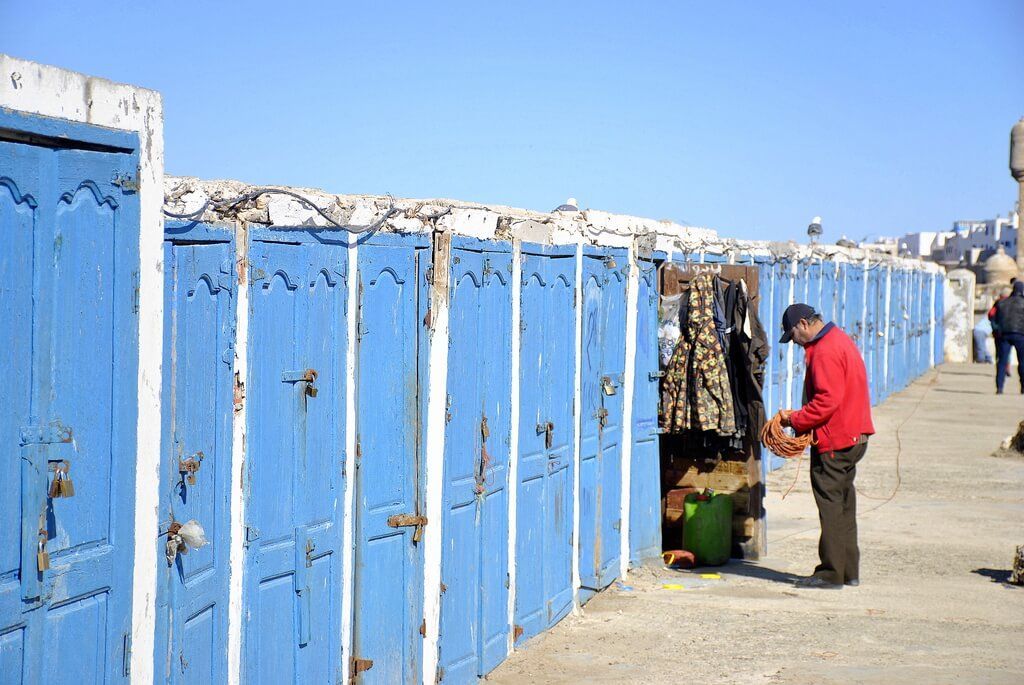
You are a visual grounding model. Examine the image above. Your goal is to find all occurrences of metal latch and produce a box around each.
[282,368,318,397]
[601,376,617,395]
[536,421,554,449]
[387,514,428,542]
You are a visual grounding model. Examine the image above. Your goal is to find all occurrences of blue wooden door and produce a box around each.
[579,250,627,593]
[629,257,660,563]
[156,223,235,684]
[352,236,430,683]
[438,240,512,684]
[770,261,791,417]
[1,126,140,683]
[514,247,575,643]
[244,230,347,684]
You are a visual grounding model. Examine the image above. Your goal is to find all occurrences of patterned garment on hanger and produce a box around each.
[661,273,737,434]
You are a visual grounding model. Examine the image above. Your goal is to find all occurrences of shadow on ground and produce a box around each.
[971,568,1021,588]
[668,559,802,584]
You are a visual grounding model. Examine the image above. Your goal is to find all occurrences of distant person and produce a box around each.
[778,304,875,590]
[993,280,1024,394]
[989,278,1017,377]
[973,317,993,364]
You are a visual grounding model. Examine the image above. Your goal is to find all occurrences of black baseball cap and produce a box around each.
[779,303,817,344]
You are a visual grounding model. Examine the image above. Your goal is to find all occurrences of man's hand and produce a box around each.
[779,409,793,427]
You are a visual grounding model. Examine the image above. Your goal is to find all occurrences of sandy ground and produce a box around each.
[488,364,1024,684]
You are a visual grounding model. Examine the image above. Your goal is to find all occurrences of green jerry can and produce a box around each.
[682,490,733,566]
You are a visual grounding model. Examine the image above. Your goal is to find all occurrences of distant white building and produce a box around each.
[894,210,1019,267]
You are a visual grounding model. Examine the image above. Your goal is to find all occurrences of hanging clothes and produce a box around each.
[661,273,737,434]
[726,279,770,449]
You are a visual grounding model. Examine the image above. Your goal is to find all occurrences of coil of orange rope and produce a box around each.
[759,411,814,459]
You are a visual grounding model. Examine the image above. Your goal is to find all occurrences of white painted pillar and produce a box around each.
[619,243,640,579]
[784,260,797,408]
[421,233,451,685]
[338,237,359,684]
[882,266,893,389]
[861,259,869,355]
[571,240,583,606]
[506,240,522,653]
[928,271,937,368]
[226,222,250,685]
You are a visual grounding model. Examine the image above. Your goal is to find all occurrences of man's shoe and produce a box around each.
[794,576,842,590]
[844,579,860,587]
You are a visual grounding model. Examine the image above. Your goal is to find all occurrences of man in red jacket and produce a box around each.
[778,303,875,589]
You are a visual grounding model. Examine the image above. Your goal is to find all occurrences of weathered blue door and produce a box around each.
[156,223,235,683]
[0,114,140,683]
[629,256,661,564]
[579,249,628,593]
[352,235,430,683]
[439,239,512,683]
[514,246,575,642]
[770,260,791,419]
[243,229,347,684]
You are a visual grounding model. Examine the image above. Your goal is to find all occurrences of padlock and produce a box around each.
[59,464,75,498]
[187,473,196,486]
[37,537,50,572]
[480,416,490,441]
[48,471,62,499]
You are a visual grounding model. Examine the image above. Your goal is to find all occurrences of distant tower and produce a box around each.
[1011,118,1024,274]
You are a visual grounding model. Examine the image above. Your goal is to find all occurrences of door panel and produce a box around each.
[439,243,511,683]
[579,250,627,593]
[244,235,346,684]
[1,137,140,683]
[157,231,234,684]
[629,258,660,563]
[514,250,574,643]
[353,239,429,684]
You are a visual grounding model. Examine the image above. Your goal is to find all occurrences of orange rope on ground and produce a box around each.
[760,411,814,458]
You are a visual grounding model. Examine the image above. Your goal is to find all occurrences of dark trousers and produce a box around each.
[810,439,868,584]
[996,332,1024,393]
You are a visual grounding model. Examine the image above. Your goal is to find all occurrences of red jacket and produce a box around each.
[790,324,875,452]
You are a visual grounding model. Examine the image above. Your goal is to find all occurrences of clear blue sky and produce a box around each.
[3,1,1021,242]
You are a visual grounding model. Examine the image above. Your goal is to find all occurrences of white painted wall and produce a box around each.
[421,234,451,685]
[619,243,640,578]
[226,222,249,685]
[0,54,165,684]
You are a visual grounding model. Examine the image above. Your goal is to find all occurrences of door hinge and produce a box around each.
[506,572,510,589]
[436,666,445,684]
[419,618,426,637]
[122,631,132,677]
[513,624,524,641]
[350,657,374,677]
[244,525,260,546]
